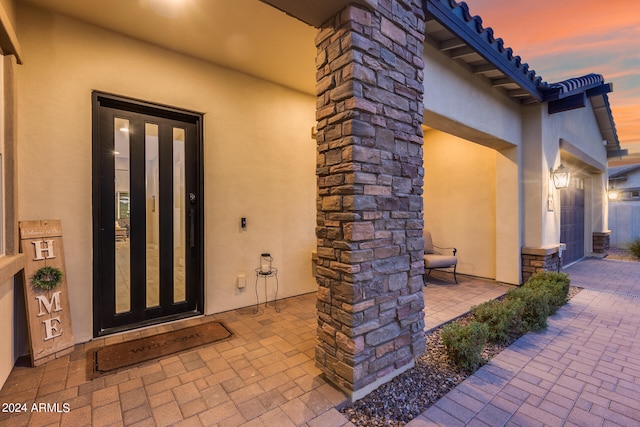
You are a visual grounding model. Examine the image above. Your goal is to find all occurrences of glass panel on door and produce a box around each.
[173,127,186,303]
[114,117,130,314]
[145,123,160,308]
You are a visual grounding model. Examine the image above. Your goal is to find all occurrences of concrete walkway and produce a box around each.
[410,258,640,426]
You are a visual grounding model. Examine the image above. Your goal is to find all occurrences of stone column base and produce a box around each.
[521,245,563,284]
[592,231,611,256]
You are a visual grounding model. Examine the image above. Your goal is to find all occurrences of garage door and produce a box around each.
[560,177,585,265]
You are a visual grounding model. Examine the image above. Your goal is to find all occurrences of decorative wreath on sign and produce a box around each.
[32,266,64,290]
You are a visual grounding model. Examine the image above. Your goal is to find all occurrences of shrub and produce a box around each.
[471,298,525,343]
[506,286,550,331]
[526,271,570,289]
[628,237,640,259]
[444,270,572,373]
[524,272,570,313]
[441,320,489,371]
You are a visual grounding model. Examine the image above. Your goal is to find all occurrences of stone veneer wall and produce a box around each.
[592,231,611,255]
[521,246,562,283]
[314,1,426,399]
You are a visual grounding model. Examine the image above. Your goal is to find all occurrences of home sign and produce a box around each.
[19,220,74,366]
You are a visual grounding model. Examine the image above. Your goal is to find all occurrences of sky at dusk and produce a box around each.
[466,0,640,163]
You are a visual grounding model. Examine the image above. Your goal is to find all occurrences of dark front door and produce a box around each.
[93,92,203,336]
[560,176,585,265]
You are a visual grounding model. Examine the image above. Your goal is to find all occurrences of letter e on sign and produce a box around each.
[43,317,63,341]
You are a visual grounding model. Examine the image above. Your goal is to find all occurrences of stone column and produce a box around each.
[592,231,611,256]
[314,1,426,400]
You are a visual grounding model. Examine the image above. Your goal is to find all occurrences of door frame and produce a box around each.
[91,91,205,337]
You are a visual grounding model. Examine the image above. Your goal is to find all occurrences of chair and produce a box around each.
[115,221,127,241]
[423,230,458,283]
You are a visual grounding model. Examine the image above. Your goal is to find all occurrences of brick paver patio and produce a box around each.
[423,273,512,331]
[0,274,506,426]
[0,294,348,427]
[6,258,637,427]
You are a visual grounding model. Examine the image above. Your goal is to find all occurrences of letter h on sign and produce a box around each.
[32,240,56,261]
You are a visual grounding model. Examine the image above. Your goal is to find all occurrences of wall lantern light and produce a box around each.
[608,189,619,200]
[551,164,571,189]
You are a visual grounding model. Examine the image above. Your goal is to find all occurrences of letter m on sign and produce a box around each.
[35,291,62,316]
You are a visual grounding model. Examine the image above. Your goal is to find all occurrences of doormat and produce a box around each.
[91,321,232,374]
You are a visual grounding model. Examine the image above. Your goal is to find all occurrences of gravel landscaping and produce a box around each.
[607,246,639,262]
[340,286,583,426]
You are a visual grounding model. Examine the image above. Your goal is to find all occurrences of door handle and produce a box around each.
[189,208,195,248]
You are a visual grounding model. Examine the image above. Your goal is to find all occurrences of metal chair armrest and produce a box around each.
[433,244,457,256]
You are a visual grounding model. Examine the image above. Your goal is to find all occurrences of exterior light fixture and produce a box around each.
[551,164,570,189]
[608,189,619,200]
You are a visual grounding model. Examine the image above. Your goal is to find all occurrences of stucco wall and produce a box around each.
[0,279,14,387]
[16,4,317,342]
[624,172,640,188]
[613,170,640,190]
[609,201,640,247]
[542,103,607,249]
[421,43,523,284]
[547,102,608,167]
[495,146,521,284]
[0,51,11,389]
[522,100,608,254]
[422,42,522,149]
[423,129,497,279]
[521,106,545,248]
[0,0,14,27]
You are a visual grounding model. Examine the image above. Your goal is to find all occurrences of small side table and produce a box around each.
[254,268,280,314]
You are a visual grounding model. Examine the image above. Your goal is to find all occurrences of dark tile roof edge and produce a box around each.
[544,73,604,93]
[539,73,606,101]
[426,1,624,155]
[427,0,543,98]
[432,2,611,99]
[429,1,623,153]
